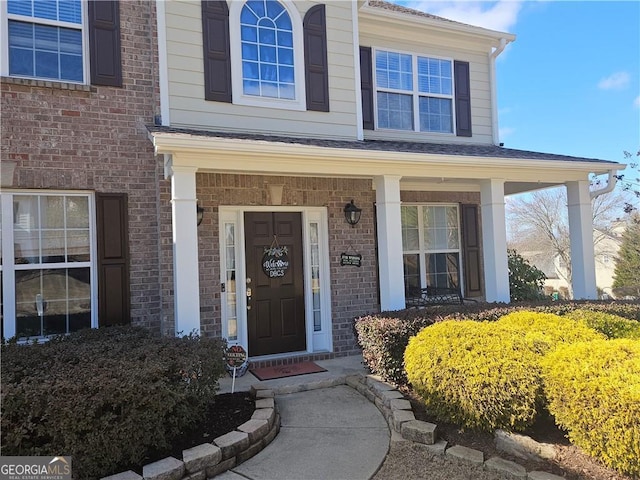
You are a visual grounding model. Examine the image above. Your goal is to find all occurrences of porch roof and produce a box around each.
[147,125,619,167]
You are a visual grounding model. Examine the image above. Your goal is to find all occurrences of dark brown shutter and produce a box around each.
[360,46,374,130]
[96,193,130,326]
[461,204,482,297]
[454,60,472,137]
[304,5,329,112]
[88,0,122,87]
[202,0,232,102]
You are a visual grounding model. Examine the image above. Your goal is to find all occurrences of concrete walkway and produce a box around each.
[216,356,390,480]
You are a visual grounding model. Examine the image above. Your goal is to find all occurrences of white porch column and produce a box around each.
[170,166,201,336]
[566,180,597,299]
[480,179,510,303]
[374,175,405,311]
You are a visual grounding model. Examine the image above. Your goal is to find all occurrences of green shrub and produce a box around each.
[508,249,548,301]
[405,320,542,431]
[354,301,640,387]
[354,313,434,385]
[1,326,227,479]
[404,312,604,432]
[542,340,640,476]
[563,309,640,339]
[494,311,604,355]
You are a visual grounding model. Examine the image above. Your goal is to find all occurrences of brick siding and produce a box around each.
[1,1,166,332]
[1,2,484,354]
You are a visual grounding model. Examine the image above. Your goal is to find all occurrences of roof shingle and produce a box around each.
[147,126,618,166]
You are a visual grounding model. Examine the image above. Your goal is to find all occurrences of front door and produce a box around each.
[244,212,306,356]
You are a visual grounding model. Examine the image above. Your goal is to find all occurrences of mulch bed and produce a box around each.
[402,387,633,480]
[123,392,255,476]
[121,387,633,480]
[165,392,256,458]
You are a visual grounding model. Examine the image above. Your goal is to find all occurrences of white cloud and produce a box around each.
[597,72,630,90]
[499,126,516,139]
[405,1,523,32]
[634,96,640,108]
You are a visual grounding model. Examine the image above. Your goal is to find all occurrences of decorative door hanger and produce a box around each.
[262,236,290,278]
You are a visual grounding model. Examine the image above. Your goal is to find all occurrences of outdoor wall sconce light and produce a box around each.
[196,203,205,227]
[343,199,362,227]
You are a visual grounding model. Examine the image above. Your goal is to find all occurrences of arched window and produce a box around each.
[240,0,295,100]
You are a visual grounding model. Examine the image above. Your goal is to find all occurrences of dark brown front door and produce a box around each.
[244,212,306,356]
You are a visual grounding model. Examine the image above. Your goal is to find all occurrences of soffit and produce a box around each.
[148,127,622,192]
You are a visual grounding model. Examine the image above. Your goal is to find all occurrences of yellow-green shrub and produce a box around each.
[405,320,542,431]
[563,309,640,339]
[494,311,604,354]
[542,340,640,476]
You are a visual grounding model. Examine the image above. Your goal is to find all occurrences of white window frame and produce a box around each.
[218,206,332,358]
[1,190,98,341]
[401,203,464,293]
[0,0,90,84]
[228,0,306,111]
[373,47,456,135]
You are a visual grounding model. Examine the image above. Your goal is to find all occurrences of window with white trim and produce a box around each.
[4,0,85,83]
[223,222,238,341]
[240,0,294,100]
[375,49,454,133]
[402,205,461,294]
[309,221,321,332]
[1,192,96,340]
[230,0,305,109]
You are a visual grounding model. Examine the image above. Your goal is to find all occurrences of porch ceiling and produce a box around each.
[148,127,624,195]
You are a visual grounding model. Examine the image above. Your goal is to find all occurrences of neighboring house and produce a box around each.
[525,224,625,299]
[0,0,623,362]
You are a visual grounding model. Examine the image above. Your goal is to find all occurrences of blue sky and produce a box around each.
[398,0,640,186]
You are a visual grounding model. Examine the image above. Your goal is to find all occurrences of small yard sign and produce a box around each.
[225,345,249,392]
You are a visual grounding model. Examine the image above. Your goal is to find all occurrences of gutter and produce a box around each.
[590,169,618,199]
[490,38,509,146]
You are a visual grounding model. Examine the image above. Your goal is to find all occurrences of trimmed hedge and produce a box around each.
[405,320,542,431]
[494,311,604,355]
[353,313,435,385]
[542,340,640,476]
[354,300,640,385]
[562,308,640,339]
[1,327,227,480]
[404,313,602,431]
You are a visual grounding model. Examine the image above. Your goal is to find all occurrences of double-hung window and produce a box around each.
[5,0,85,83]
[402,205,461,294]
[1,192,96,340]
[375,49,454,134]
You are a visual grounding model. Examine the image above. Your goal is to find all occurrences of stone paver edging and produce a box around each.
[101,387,280,480]
[102,371,563,480]
[344,373,564,480]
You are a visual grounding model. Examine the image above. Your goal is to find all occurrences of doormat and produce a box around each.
[250,361,327,381]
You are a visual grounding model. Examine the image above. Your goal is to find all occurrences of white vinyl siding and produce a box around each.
[164,0,358,140]
[359,19,495,145]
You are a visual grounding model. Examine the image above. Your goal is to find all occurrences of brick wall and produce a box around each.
[0,1,166,332]
[191,174,378,356]
[173,174,485,355]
